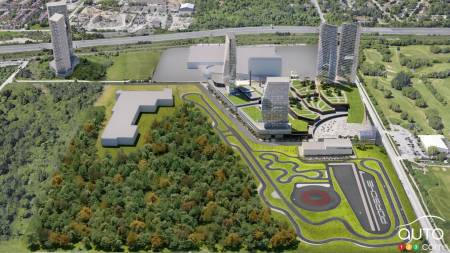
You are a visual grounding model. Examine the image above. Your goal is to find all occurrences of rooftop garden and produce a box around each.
[241,105,263,122]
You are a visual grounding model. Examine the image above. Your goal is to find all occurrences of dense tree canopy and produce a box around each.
[29,103,298,251]
[0,83,102,240]
[190,0,320,30]
[391,72,411,90]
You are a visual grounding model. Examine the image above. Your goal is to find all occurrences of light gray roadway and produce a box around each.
[355,77,449,253]
[1,26,450,54]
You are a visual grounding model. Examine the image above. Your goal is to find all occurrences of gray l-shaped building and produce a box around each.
[101,89,173,147]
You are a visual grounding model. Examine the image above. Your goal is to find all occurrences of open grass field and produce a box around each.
[410,165,450,244]
[105,50,161,80]
[360,45,450,137]
[20,49,161,81]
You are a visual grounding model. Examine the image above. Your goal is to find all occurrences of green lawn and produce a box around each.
[360,45,450,137]
[291,106,319,121]
[106,50,161,80]
[409,165,450,245]
[304,97,335,113]
[241,105,263,122]
[346,85,365,123]
[226,92,251,106]
[288,115,309,132]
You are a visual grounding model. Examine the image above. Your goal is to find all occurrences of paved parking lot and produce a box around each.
[389,125,427,160]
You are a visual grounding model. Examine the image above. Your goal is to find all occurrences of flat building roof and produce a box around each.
[101,89,173,147]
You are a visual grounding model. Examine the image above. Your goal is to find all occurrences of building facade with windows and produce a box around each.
[261,77,291,129]
[336,23,361,83]
[316,23,338,82]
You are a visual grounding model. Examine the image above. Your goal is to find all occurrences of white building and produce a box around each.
[179,3,195,16]
[49,13,72,76]
[418,135,449,154]
[299,138,353,156]
[101,89,173,147]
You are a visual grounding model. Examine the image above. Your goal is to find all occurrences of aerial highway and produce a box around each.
[1,26,450,54]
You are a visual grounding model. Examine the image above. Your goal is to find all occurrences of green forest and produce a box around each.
[28,102,297,251]
[0,84,102,242]
[191,0,320,30]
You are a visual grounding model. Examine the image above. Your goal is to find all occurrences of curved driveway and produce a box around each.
[181,91,411,247]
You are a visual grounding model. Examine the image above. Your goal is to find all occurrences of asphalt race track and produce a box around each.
[181,90,411,247]
[331,163,391,234]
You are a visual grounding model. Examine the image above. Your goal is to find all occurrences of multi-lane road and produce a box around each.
[1,26,450,54]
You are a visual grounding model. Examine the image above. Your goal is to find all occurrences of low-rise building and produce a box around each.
[101,89,173,147]
[179,3,195,16]
[299,138,353,156]
[418,135,449,154]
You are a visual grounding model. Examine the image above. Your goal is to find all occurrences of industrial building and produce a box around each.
[261,77,290,129]
[47,1,78,77]
[418,135,449,154]
[316,23,338,82]
[299,138,353,156]
[101,89,173,147]
[336,23,361,83]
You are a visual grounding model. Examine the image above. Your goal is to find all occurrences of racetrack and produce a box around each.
[181,90,411,247]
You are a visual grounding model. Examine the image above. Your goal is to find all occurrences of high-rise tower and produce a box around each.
[47,1,74,57]
[49,13,72,76]
[316,23,338,82]
[223,33,237,93]
[47,1,78,77]
[336,23,361,83]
